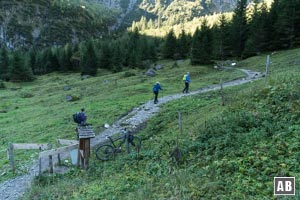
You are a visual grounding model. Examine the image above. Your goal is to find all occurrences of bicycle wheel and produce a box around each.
[126,136,142,154]
[95,145,114,161]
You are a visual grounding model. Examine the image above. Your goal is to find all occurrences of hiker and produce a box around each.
[78,108,87,125]
[153,81,162,104]
[74,108,87,140]
[121,128,135,146]
[182,72,190,93]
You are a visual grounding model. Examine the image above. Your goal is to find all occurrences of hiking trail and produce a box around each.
[0,68,263,200]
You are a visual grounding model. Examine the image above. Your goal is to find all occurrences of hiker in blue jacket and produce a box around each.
[153,82,162,104]
[182,72,190,93]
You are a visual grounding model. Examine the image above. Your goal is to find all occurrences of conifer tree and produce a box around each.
[274,0,300,48]
[230,0,248,57]
[112,42,124,72]
[190,19,213,65]
[177,30,190,59]
[162,28,177,59]
[0,48,10,81]
[48,48,60,72]
[57,47,68,72]
[80,40,97,75]
[98,41,112,70]
[190,28,202,65]
[213,14,232,60]
[244,2,270,57]
[126,28,143,68]
[9,51,34,81]
[64,44,73,71]
[268,0,280,50]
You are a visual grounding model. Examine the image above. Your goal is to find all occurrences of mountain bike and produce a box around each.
[95,132,141,161]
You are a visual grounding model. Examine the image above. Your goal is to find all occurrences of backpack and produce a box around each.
[152,85,157,93]
[182,74,187,81]
[73,112,82,124]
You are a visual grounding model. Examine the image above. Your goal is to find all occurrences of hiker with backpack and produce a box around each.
[120,128,135,148]
[73,108,88,140]
[182,72,190,93]
[152,81,162,104]
[73,108,87,125]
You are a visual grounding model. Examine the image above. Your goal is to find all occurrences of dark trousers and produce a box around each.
[154,91,158,103]
[183,82,189,93]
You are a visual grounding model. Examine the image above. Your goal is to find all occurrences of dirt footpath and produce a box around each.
[0,68,263,200]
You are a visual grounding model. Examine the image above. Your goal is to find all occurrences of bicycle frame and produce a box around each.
[96,133,141,161]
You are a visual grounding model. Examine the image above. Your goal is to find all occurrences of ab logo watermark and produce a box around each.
[274,177,295,195]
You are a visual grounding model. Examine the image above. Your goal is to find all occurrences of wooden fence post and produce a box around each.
[8,143,15,173]
[220,78,225,106]
[49,155,53,174]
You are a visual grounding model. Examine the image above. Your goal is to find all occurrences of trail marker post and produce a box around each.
[265,55,270,78]
[77,125,95,170]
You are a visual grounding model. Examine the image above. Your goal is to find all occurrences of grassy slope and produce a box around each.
[0,60,243,182]
[4,48,300,199]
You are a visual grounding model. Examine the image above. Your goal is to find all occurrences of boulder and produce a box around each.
[66,95,80,102]
[63,86,72,91]
[155,64,163,70]
[145,68,156,76]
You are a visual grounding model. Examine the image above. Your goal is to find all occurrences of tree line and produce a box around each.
[0,0,299,82]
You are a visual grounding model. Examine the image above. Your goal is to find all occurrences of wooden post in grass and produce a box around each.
[171,112,182,164]
[49,155,53,174]
[220,78,225,106]
[178,111,182,145]
[8,143,14,173]
[265,55,270,78]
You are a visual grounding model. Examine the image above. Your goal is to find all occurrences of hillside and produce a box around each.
[0,48,299,199]
[0,0,118,49]
[0,0,272,49]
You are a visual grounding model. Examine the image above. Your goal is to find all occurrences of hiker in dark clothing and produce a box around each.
[182,72,190,93]
[75,108,87,140]
[153,82,162,104]
[121,128,135,146]
[78,108,87,125]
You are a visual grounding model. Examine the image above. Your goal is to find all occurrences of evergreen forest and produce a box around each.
[0,0,299,82]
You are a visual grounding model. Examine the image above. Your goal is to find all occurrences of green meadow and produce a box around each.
[0,60,242,180]
[2,48,300,199]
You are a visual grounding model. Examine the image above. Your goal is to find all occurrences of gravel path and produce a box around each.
[0,69,263,200]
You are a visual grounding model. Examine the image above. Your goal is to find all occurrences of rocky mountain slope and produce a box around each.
[0,0,266,49]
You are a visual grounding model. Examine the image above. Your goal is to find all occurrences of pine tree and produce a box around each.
[57,48,66,71]
[268,0,280,50]
[0,48,10,81]
[213,14,232,60]
[230,0,248,58]
[190,28,202,65]
[244,2,270,57]
[28,48,37,74]
[64,44,73,71]
[274,0,300,49]
[190,19,213,65]
[177,30,190,59]
[162,28,177,59]
[80,40,97,75]
[112,42,124,72]
[9,51,34,82]
[98,41,112,70]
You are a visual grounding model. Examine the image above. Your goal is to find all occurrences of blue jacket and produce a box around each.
[153,83,162,93]
[185,74,191,83]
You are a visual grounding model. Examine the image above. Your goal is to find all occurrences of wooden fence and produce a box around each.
[8,143,52,173]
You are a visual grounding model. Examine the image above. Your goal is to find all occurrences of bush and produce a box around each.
[123,71,136,78]
[0,81,5,89]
